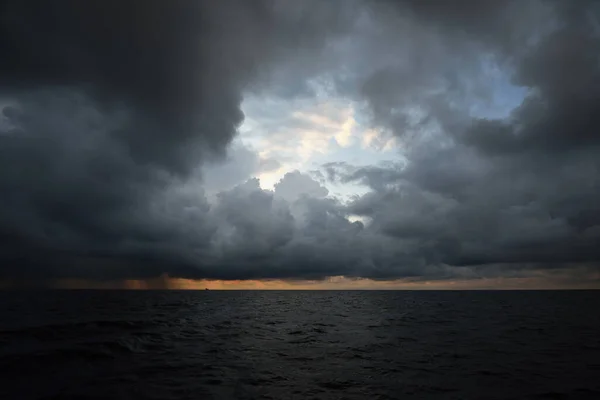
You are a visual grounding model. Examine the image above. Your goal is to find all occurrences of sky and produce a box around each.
[1,0,599,289]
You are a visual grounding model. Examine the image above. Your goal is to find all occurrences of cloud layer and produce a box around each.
[1,0,599,286]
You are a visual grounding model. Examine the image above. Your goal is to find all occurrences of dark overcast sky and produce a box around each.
[1,0,599,287]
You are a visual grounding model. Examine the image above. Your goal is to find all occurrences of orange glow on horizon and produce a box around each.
[4,273,592,290]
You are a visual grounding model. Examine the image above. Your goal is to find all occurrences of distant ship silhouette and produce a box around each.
[205,288,209,291]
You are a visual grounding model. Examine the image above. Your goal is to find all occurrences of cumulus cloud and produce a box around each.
[1,0,599,286]
[201,143,280,193]
[274,171,329,202]
[0,0,359,282]
[334,1,600,270]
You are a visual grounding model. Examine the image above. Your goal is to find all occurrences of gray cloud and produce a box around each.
[201,144,280,194]
[318,0,599,282]
[0,0,362,171]
[1,0,599,286]
[0,0,361,282]
[274,171,329,202]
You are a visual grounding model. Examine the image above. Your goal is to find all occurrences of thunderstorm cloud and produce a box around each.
[1,0,599,287]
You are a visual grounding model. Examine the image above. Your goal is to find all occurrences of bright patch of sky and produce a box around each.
[231,66,527,200]
[237,90,397,200]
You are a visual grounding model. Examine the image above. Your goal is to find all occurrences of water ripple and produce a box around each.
[0,290,599,399]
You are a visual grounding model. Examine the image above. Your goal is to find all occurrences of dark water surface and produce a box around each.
[1,290,599,399]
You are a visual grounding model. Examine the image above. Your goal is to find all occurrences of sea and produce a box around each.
[1,290,599,400]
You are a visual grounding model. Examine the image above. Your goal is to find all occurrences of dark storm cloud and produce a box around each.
[327,0,600,273]
[462,26,600,154]
[1,0,600,285]
[0,0,363,282]
[0,0,359,171]
[2,0,233,172]
[318,0,600,280]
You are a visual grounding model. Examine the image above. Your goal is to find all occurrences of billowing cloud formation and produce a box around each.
[0,0,359,171]
[1,0,599,287]
[0,0,358,282]
[324,0,600,282]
